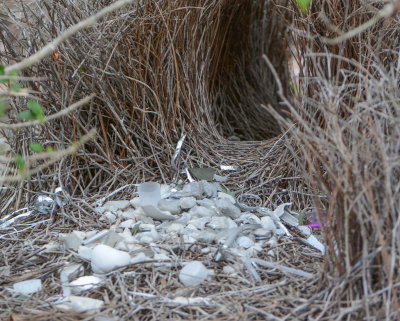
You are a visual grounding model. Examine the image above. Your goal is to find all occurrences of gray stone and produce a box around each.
[189,206,216,218]
[179,197,196,210]
[182,181,203,199]
[253,228,272,238]
[200,180,217,198]
[120,208,136,219]
[215,198,241,219]
[236,236,254,249]
[261,216,276,231]
[100,211,116,223]
[129,197,141,209]
[158,199,181,214]
[196,199,215,208]
[217,191,236,204]
[188,217,210,230]
[207,216,237,230]
[142,205,176,221]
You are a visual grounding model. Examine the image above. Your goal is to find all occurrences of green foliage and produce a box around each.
[18,100,45,123]
[15,153,25,171]
[29,142,44,153]
[0,65,5,84]
[0,98,6,119]
[294,0,311,15]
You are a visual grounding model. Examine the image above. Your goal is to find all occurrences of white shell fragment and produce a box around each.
[13,279,42,295]
[57,295,104,313]
[69,275,103,294]
[91,244,131,273]
[305,235,325,254]
[273,202,292,218]
[179,261,209,286]
[141,205,176,221]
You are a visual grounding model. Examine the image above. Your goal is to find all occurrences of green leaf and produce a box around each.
[45,146,54,153]
[9,71,18,77]
[0,65,4,76]
[298,211,306,225]
[30,142,44,153]
[15,153,25,170]
[27,100,43,116]
[80,65,86,72]
[188,168,216,181]
[11,82,21,92]
[295,0,311,15]
[17,110,36,120]
[0,99,6,119]
[36,114,46,124]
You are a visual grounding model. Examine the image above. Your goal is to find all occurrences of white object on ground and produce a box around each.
[305,235,325,254]
[179,261,209,286]
[91,244,131,273]
[69,275,103,294]
[138,182,161,207]
[236,236,254,249]
[57,295,104,313]
[179,196,196,210]
[260,216,276,231]
[158,199,181,214]
[13,279,42,295]
[141,205,175,221]
[273,202,292,218]
[215,198,241,219]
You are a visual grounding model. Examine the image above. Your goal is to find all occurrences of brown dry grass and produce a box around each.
[0,0,399,319]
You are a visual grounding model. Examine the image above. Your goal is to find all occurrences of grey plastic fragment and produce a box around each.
[245,258,314,281]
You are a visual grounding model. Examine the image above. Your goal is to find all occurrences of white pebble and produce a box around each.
[208,216,237,230]
[121,208,136,219]
[179,197,196,210]
[236,236,254,249]
[189,206,216,218]
[167,223,185,233]
[179,261,208,286]
[188,217,210,230]
[103,212,116,223]
[119,219,136,229]
[13,279,42,295]
[68,276,103,294]
[261,216,276,231]
[253,228,272,238]
[78,246,92,261]
[130,197,141,208]
[266,236,278,247]
[217,192,236,204]
[215,198,241,219]
[223,266,236,275]
[59,295,104,313]
[91,244,131,273]
[158,199,181,214]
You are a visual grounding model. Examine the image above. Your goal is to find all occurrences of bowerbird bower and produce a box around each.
[1,0,400,319]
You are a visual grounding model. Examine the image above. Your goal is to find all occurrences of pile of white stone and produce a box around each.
[12,180,324,313]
